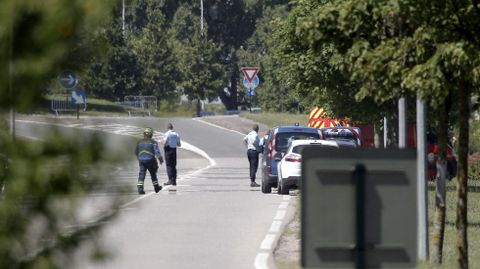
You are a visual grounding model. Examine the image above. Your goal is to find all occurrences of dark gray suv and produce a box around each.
[260,125,322,193]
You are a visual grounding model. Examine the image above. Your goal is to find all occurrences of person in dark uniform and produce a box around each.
[243,124,261,187]
[161,123,181,186]
[135,127,163,194]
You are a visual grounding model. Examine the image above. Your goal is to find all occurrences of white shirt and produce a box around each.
[243,130,260,151]
[163,130,181,148]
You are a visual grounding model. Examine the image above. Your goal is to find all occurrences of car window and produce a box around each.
[323,130,356,140]
[275,132,320,152]
[292,144,336,154]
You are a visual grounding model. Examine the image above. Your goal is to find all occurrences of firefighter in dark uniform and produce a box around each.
[136,127,163,194]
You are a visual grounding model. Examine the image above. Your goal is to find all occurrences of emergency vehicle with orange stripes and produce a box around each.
[308,107,369,147]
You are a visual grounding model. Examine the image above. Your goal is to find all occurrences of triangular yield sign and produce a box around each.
[241,67,259,82]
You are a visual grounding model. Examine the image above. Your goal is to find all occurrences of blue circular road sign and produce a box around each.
[58,70,78,89]
[243,75,260,89]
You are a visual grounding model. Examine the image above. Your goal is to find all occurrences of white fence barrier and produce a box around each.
[51,95,76,116]
[122,96,158,117]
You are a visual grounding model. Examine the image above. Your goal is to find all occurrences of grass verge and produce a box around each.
[240,112,309,128]
[271,178,480,268]
[418,179,480,268]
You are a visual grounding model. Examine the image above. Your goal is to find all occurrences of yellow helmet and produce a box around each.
[143,127,153,138]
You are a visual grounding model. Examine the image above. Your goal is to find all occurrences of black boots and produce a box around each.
[250,181,260,187]
[164,179,177,186]
[138,184,162,194]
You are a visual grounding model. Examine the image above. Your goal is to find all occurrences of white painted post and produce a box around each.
[399,97,406,148]
[416,98,429,260]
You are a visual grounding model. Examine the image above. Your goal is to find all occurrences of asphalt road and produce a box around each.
[15,116,293,269]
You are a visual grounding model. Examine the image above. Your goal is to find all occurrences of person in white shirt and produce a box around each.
[243,124,261,187]
[161,123,181,186]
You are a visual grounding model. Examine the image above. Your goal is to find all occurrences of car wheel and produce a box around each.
[261,181,272,194]
[279,178,289,195]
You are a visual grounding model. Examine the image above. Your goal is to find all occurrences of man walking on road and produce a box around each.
[135,127,163,194]
[161,123,181,186]
[243,124,261,187]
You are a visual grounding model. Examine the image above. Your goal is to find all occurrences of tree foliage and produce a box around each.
[290,0,480,266]
[169,4,223,108]
[0,1,126,268]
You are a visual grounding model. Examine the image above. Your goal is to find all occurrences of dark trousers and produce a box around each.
[138,159,159,188]
[247,149,259,181]
[164,146,177,183]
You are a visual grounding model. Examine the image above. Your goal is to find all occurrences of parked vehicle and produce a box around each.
[320,127,361,147]
[261,125,323,193]
[277,139,338,195]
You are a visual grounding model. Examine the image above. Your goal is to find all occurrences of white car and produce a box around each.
[276,139,338,195]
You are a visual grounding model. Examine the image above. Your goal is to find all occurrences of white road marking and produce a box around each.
[194,117,245,136]
[278,201,289,209]
[260,234,276,250]
[274,210,286,220]
[282,195,291,201]
[254,253,269,269]
[121,192,155,208]
[269,221,282,233]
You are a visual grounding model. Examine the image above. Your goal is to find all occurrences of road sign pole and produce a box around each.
[76,104,80,120]
[354,164,367,269]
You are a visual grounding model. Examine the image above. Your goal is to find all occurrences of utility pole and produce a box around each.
[122,0,125,37]
[200,0,204,36]
[9,10,15,140]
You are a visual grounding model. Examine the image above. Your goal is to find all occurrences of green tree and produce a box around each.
[129,0,178,101]
[294,0,480,266]
[269,0,386,124]
[170,4,223,116]
[203,0,260,110]
[0,1,127,268]
[84,9,143,100]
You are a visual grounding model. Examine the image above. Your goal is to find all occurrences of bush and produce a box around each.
[469,158,480,181]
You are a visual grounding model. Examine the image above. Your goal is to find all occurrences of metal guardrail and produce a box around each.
[122,96,157,117]
[51,94,76,116]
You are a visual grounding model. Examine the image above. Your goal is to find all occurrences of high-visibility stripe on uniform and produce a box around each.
[137,183,144,186]
[139,150,154,156]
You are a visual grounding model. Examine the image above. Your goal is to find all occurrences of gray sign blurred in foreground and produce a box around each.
[301,148,417,269]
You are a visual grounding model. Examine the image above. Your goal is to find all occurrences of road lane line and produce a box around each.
[260,234,276,250]
[121,192,155,208]
[194,118,245,136]
[269,221,282,233]
[254,253,269,269]
[282,195,291,201]
[278,201,288,209]
[274,210,286,220]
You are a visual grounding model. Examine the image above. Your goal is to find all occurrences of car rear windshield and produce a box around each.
[275,132,320,152]
[292,144,336,154]
[323,131,356,140]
